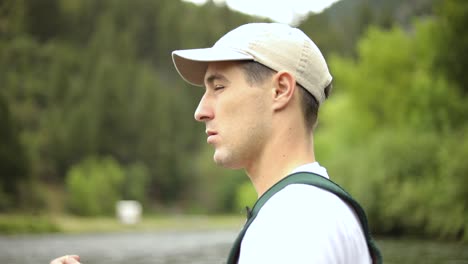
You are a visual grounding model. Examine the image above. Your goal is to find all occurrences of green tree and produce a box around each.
[434,0,468,95]
[316,19,468,241]
[0,93,29,210]
[66,157,125,216]
[123,162,150,204]
[3,0,453,220]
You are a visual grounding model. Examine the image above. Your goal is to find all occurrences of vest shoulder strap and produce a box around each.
[226,172,382,264]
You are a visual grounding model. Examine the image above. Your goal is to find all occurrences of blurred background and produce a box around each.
[0,0,467,263]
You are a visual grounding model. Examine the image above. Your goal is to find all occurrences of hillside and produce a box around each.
[299,0,436,56]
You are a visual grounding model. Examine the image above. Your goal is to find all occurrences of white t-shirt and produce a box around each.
[238,162,372,264]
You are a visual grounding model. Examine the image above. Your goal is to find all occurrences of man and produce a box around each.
[172,23,381,263]
[51,23,381,264]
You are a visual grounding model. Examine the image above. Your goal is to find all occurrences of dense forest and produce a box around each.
[1,0,467,241]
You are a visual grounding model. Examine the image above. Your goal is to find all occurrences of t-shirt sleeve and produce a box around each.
[238,184,371,264]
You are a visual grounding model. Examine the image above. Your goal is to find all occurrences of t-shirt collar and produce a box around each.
[290,162,329,179]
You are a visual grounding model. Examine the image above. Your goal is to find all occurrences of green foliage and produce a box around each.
[0,92,31,211]
[235,181,257,213]
[0,215,60,234]
[191,143,247,213]
[324,128,468,241]
[0,0,262,209]
[123,162,150,204]
[335,22,466,131]
[432,127,468,241]
[317,17,468,241]
[434,0,468,95]
[66,157,125,216]
[299,0,435,56]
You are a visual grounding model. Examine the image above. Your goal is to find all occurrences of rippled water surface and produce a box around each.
[1,230,467,264]
[0,230,237,264]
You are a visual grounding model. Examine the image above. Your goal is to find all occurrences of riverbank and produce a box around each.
[0,214,245,235]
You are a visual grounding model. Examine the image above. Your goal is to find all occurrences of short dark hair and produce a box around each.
[297,82,332,130]
[239,61,275,85]
[239,61,330,131]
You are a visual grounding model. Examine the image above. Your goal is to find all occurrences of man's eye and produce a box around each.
[214,85,225,91]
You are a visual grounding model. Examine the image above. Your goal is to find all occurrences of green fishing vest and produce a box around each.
[226,172,383,264]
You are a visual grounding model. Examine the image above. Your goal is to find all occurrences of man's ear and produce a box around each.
[272,71,296,111]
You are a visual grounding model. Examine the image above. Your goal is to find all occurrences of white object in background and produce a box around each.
[116,200,142,225]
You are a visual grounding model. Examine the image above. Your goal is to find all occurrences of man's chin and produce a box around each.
[213,152,241,169]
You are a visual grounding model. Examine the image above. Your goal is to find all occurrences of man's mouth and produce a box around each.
[206,130,218,143]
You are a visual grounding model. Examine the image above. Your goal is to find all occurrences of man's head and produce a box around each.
[171,23,332,168]
[172,23,332,130]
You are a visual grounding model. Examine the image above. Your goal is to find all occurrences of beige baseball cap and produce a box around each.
[172,23,332,104]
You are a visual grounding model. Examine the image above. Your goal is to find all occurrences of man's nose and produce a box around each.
[194,94,214,122]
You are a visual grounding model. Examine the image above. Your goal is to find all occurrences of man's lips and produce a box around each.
[206,130,218,143]
[206,130,217,136]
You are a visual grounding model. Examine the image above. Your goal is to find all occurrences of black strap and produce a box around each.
[226,172,382,264]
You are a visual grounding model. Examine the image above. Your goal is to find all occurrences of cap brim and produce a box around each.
[172,48,254,86]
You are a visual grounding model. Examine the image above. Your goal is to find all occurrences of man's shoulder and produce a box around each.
[240,183,372,263]
[265,183,346,211]
[246,182,367,245]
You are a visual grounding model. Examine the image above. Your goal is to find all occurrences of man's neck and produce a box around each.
[245,126,315,197]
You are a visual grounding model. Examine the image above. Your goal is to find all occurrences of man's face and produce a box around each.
[194,61,273,169]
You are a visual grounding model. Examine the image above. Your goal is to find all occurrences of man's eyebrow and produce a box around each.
[204,73,230,86]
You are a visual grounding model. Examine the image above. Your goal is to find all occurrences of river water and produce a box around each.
[0,230,467,264]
